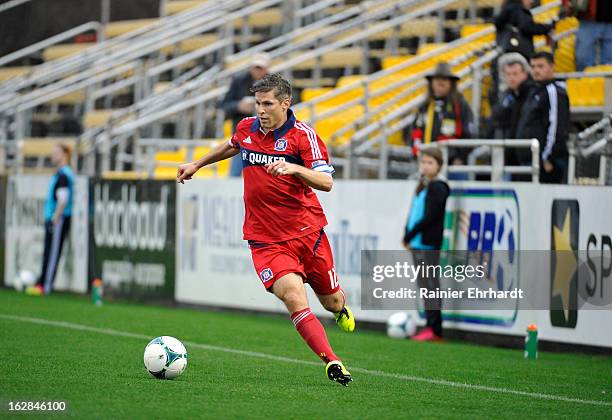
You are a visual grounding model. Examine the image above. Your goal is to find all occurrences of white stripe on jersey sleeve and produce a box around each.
[296,122,322,160]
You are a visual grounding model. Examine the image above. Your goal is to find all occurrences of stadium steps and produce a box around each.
[298,25,495,147]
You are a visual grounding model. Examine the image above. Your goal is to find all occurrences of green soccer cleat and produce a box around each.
[326,360,352,386]
[334,305,355,333]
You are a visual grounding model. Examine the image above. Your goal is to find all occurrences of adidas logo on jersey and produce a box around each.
[243,136,252,144]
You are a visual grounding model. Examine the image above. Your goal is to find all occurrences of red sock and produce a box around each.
[291,308,339,363]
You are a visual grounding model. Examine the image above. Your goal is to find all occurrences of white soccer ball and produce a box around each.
[14,270,36,292]
[144,336,188,379]
[386,312,416,339]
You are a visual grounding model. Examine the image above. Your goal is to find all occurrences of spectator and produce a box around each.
[489,53,535,179]
[222,53,270,177]
[562,0,612,70]
[26,143,74,296]
[490,53,534,139]
[515,51,570,183]
[402,147,449,341]
[495,0,555,60]
[410,62,474,180]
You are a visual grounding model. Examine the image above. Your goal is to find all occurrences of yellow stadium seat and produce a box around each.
[301,88,333,102]
[0,66,31,81]
[460,23,495,43]
[43,43,95,61]
[224,119,233,139]
[336,75,366,88]
[381,56,414,70]
[554,34,576,73]
[102,170,147,179]
[291,47,363,71]
[83,110,115,129]
[154,167,179,180]
[164,0,207,15]
[417,43,445,55]
[105,19,158,38]
[232,8,282,29]
[155,150,186,163]
[585,65,612,73]
[160,34,219,54]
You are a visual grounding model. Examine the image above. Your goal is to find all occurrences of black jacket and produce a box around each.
[489,78,535,139]
[515,79,570,165]
[222,72,257,129]
[489,78,536,165]
[403,179,450,249]
[495,3,553,58]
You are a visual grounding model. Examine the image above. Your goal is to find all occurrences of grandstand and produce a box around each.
[0,0,609,183]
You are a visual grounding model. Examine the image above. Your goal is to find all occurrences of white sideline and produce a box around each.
[1,313,611,408]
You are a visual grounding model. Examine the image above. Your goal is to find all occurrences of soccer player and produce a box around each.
[177,73,354,386]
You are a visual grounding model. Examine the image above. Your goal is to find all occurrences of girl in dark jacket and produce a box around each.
[403,147,450,341]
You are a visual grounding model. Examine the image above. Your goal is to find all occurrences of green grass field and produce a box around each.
[1,289,611,419]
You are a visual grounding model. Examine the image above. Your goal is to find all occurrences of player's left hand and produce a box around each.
[266,160,299,177]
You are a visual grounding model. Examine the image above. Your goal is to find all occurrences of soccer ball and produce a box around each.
[386,312,416,339]
[14,270,36,292]
[143,336,188,379]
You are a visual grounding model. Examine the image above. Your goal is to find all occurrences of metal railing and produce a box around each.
[0,0,33,14]
[568,112,612,185]
[341,49,499,179]
[437,139,540,182]
[0,21,104,68]
[0,0,231,93]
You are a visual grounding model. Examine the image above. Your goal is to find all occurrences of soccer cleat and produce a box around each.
[412,327,443,342]
[326,360,352,386]
[334,306,355,333]
[25,285,44,296]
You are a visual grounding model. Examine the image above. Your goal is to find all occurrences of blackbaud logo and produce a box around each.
[94,183,168,251]
[550,199,579,328]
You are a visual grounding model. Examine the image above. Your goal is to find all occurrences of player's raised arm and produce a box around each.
[267,119,335,192]
[177,140,239,183]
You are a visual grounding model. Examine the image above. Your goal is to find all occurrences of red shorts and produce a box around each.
[248,229,340,295]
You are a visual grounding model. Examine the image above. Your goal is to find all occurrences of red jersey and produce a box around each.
[228,109,334,242]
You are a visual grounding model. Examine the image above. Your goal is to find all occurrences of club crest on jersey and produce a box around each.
[274,138,288,151]
[259,268,273,283]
